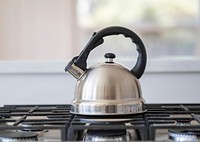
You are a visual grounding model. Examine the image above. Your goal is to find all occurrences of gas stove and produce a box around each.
[0,104,200,141]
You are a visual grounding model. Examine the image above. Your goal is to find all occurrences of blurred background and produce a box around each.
[1,0,200,62]
[0,0,200,105]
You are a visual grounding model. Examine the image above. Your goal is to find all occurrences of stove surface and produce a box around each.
[0,104,200,141]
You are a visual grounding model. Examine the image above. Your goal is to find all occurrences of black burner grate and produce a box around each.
[0,104,73,141]
[0,104,200,141]
[145,104,200,140]
[68,113,147,141]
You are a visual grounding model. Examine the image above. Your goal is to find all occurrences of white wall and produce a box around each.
[0,0,78,60]
[0,73,75,106]
[0,61,200,106]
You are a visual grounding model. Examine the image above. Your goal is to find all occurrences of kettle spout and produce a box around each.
[65,57,85,79]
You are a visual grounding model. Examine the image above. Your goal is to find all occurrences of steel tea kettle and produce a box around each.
[65,26,147,115]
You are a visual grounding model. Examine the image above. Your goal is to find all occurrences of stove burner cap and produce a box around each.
[168,129,198,142]
[84,129,130,141]
[0,132,38,141]
[19,122,44,131]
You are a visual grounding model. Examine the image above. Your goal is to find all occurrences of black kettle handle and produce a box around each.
[74,26,147,79]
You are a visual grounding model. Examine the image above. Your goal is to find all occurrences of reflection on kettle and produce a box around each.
[65,26,147,116]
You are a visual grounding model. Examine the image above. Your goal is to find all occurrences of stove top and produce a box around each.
[0,104,200,141]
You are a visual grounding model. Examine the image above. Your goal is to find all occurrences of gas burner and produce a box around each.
[19,122,44,132]
[83,129,131,141]
[0,132,38,141]
[168,129,198,142]
[81,123,134,141]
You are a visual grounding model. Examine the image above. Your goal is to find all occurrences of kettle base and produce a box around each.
[70,100,146,116]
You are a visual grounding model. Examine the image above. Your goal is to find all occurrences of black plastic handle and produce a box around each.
[74,26,147,79]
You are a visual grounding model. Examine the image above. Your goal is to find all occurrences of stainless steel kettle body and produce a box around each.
[65,26,147,115]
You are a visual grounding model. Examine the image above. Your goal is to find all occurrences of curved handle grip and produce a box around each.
[74,26,147,79]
